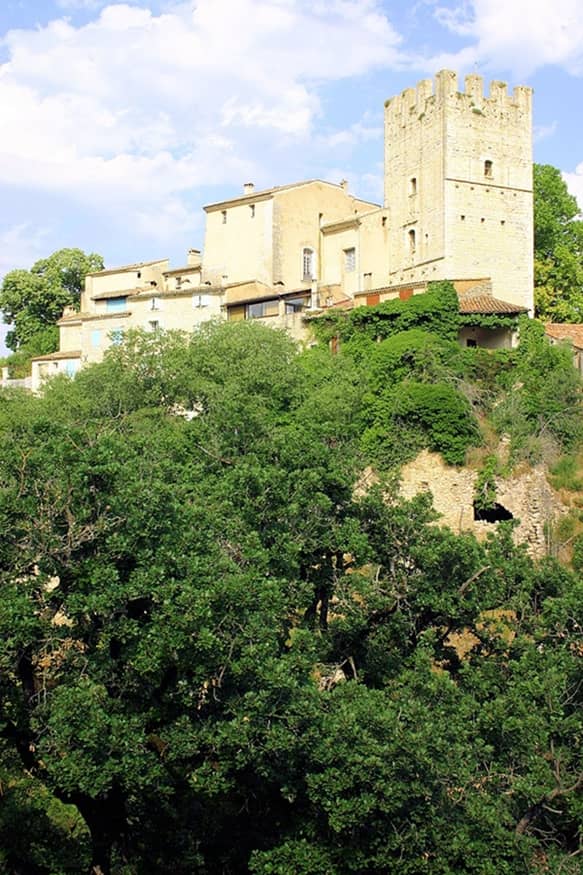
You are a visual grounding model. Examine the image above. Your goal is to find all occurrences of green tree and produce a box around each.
[0,324,581,874]
[533,164,583,321]
[0,247,103,351]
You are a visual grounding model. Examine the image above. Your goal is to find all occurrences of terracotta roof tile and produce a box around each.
[458,295,528,314]
[32,350,81,363]
[544,323,583,349]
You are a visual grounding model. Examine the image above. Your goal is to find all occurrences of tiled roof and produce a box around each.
[57,311,84,323]
[91,287,144,301]
[544,323,583,349]
[87,259,167,278]
[32,350,81,363]
[323,298,355,311]
[458,295,528,314]
[204,180,379,212]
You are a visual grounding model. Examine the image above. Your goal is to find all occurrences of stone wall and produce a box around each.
[399,450,564,558]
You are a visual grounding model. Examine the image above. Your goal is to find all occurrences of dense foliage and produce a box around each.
[0,247,103,353]
[0,321,581,874]
[533,164,583,322]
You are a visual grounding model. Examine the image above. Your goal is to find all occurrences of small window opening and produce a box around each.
[137,271,141,279]
[302,247,315,280]
[501,219,506,226]
[382,216,387,227]
[461,215,465,221]
[148,320,160,333]
[481,217,485,223]
[221,210,227,224]
[466,338,477,348]
[484,160,493,178]
[410,177,417,195]
[150,297,160,311]
[344,247,356,272]
[408,229,416,255]
[473,502,513,523]
[250,204,255,218]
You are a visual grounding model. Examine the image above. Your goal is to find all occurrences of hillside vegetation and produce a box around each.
[0,305,582,874]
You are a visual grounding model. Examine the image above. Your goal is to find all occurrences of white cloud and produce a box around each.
[0,0,406,246]
[533,121,558,143]
[0,223,51,280]
[431,0,583,77]
[319,118,383,150]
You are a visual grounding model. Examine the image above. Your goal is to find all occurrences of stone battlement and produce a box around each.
[385,69,532,125]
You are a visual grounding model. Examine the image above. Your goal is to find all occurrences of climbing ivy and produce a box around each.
[311,281,460,344]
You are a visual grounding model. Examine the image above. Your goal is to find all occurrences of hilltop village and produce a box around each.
[4,67,583,875]
[30,69,534,391]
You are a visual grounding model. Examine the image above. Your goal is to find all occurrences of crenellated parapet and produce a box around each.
[385,69,532,128]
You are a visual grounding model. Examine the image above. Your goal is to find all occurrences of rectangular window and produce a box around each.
[221,210,227,224]
[250,204,255,218]
[105,297,127,313]
[150,297,161,311]
[148,320,160,332]
[228,304,246,322]
[484,160,493,178]
[91,329,101,347]
[285,295,309,314]
[65,360,80,377]
[302,248,314,280]
[193,293,211,308]
[246,299,279,319]
[344,247,356,272]
[110,329,124,345]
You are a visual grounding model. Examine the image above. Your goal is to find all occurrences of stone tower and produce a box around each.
[384,70,533,312]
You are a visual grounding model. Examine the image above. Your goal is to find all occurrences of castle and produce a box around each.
[31,70,534,391]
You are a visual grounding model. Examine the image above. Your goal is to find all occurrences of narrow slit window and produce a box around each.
[484,160,493,178]
[408,229,416,255]
[221,210,227,224]
[410,177,417,195]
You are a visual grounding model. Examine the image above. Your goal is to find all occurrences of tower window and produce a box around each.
[484,160,493,178]
[344,247,356,272]
[250,204,255,218]
[221,210,227,224]
[408,229,416,255]
[302,248,315,280]
[409,177,417,195]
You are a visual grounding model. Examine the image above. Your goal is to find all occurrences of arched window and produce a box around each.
[302,247,315,280]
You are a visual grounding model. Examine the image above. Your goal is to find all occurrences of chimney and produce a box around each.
[243,182,255,195]
[187,248,201,266]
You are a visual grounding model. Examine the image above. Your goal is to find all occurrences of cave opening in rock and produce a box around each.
[473,502,514,523]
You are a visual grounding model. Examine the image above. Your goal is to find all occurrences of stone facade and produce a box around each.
[31,70,534,388]
[399,450,563,558]
[384,71,533,313]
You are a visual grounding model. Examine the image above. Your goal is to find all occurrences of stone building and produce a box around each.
[30,70,534,391]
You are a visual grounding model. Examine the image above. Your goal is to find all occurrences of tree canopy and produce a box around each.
[0,247,103,352]
[533,164,583,322]
[0,320,581,874]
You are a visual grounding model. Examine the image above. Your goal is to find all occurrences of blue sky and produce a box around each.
[1,1,582,351]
